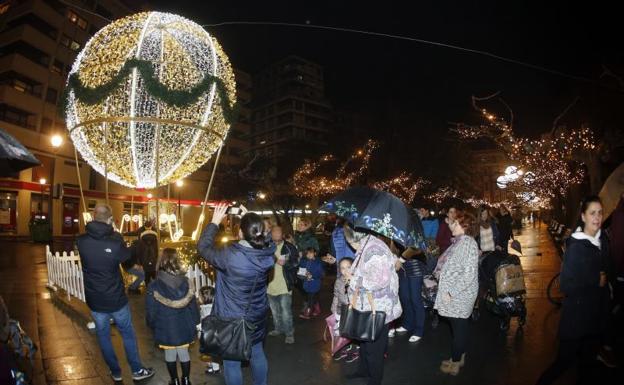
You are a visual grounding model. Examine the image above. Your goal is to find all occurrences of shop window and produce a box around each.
[0,191,18,233]
[30,193,49,220]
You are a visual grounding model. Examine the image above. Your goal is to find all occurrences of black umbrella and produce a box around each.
[0,129,40,176]
[321,186,425,248]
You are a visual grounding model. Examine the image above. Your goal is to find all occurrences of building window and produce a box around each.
[0,71,44,97]
[45,87,58,104]
[67,10,87,30]
[59,34,80,51]
[0,105,37,130]
[0,41,51,68]
[50,59,64,75]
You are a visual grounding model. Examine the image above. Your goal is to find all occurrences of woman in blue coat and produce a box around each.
[146,248,200,385]
[198,205,275,385]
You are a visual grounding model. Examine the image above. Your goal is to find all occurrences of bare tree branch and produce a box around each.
[551,96,580,135]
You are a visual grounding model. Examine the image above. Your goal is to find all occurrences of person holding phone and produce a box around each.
[197,204,275,385]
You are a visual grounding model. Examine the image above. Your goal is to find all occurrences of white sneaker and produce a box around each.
[395,327,408,333]
[408,335,422,343]
[388,328,396,337]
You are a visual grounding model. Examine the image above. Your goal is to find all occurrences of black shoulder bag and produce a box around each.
[199,275,259,361]
[338,236,386,342]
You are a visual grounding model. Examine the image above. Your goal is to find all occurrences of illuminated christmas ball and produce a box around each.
[64,12,236,188]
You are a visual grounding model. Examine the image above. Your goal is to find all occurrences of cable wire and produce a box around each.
[53,1,603,86]
[203,21,598,84]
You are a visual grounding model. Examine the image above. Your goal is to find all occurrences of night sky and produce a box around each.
[146,0,623,176]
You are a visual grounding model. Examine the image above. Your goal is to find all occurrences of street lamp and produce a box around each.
[51,134,63,148]
[257,192,266,200]
[49,134,63,234]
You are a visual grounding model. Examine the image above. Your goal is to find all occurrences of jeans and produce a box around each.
[356,323,389,385]
[91,304,143,376]
[448,317,469,362]
[398,272,425,337]
[268,294,294,337]
[125,267,145,290]
[223,342,267,385]
[535,336,600,385]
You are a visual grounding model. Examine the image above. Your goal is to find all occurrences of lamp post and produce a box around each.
[175,179,183,221]
[39,178,46,217]
[49,134,63,235]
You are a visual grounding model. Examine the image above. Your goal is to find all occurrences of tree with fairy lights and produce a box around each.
[452,93,598,200]
[290,140,430,205]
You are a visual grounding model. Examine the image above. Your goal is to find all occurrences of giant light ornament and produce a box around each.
[63,12,236,188]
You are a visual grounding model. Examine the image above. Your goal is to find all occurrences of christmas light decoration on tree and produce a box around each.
[64,12,236,188]
[454,106,597,198]
[372,172,430,204]
[292,140,379,197]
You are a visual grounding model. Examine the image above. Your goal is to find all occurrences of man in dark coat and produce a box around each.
[77,204,154,382]
[267,226,299,344]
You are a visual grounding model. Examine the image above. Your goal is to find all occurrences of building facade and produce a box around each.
[0,1,250,238]
[249,56,332,179]
[467,145,514,204]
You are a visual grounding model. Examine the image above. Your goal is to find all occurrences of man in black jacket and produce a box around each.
[267,225,299,344]
[77,204,154,382]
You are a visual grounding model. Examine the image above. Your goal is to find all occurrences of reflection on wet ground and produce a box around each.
[0,223,619,384]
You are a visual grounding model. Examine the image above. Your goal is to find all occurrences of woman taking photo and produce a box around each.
[434,212,479,376]
[535,196,609,385]
[198,204,276,385]
[344,225,402,385]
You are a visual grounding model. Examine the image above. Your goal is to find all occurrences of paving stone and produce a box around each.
[43,356,98,381]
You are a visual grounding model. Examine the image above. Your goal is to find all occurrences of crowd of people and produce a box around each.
[66,192,624,385]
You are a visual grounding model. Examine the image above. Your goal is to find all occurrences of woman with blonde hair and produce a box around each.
[434,212,479,376]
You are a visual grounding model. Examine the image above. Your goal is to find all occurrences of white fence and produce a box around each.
[46,246,86,302]
[45,246,212,303]
[186,263,213,298]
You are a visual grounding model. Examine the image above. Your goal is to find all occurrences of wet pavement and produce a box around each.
[0,223,621,385]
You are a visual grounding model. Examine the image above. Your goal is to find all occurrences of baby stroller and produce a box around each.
[479,251,527,331]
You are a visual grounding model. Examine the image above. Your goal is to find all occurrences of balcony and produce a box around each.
[0,53,51,83]
[0,23,58,55]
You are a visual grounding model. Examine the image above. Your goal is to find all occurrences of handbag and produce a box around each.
[199,275,259,361]
[339,289,386,342]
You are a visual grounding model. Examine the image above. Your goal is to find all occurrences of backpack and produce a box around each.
[6,320,37,384]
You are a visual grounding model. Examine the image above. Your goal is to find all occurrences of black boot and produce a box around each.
[166,361,179,385]
[181,361,191,385]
